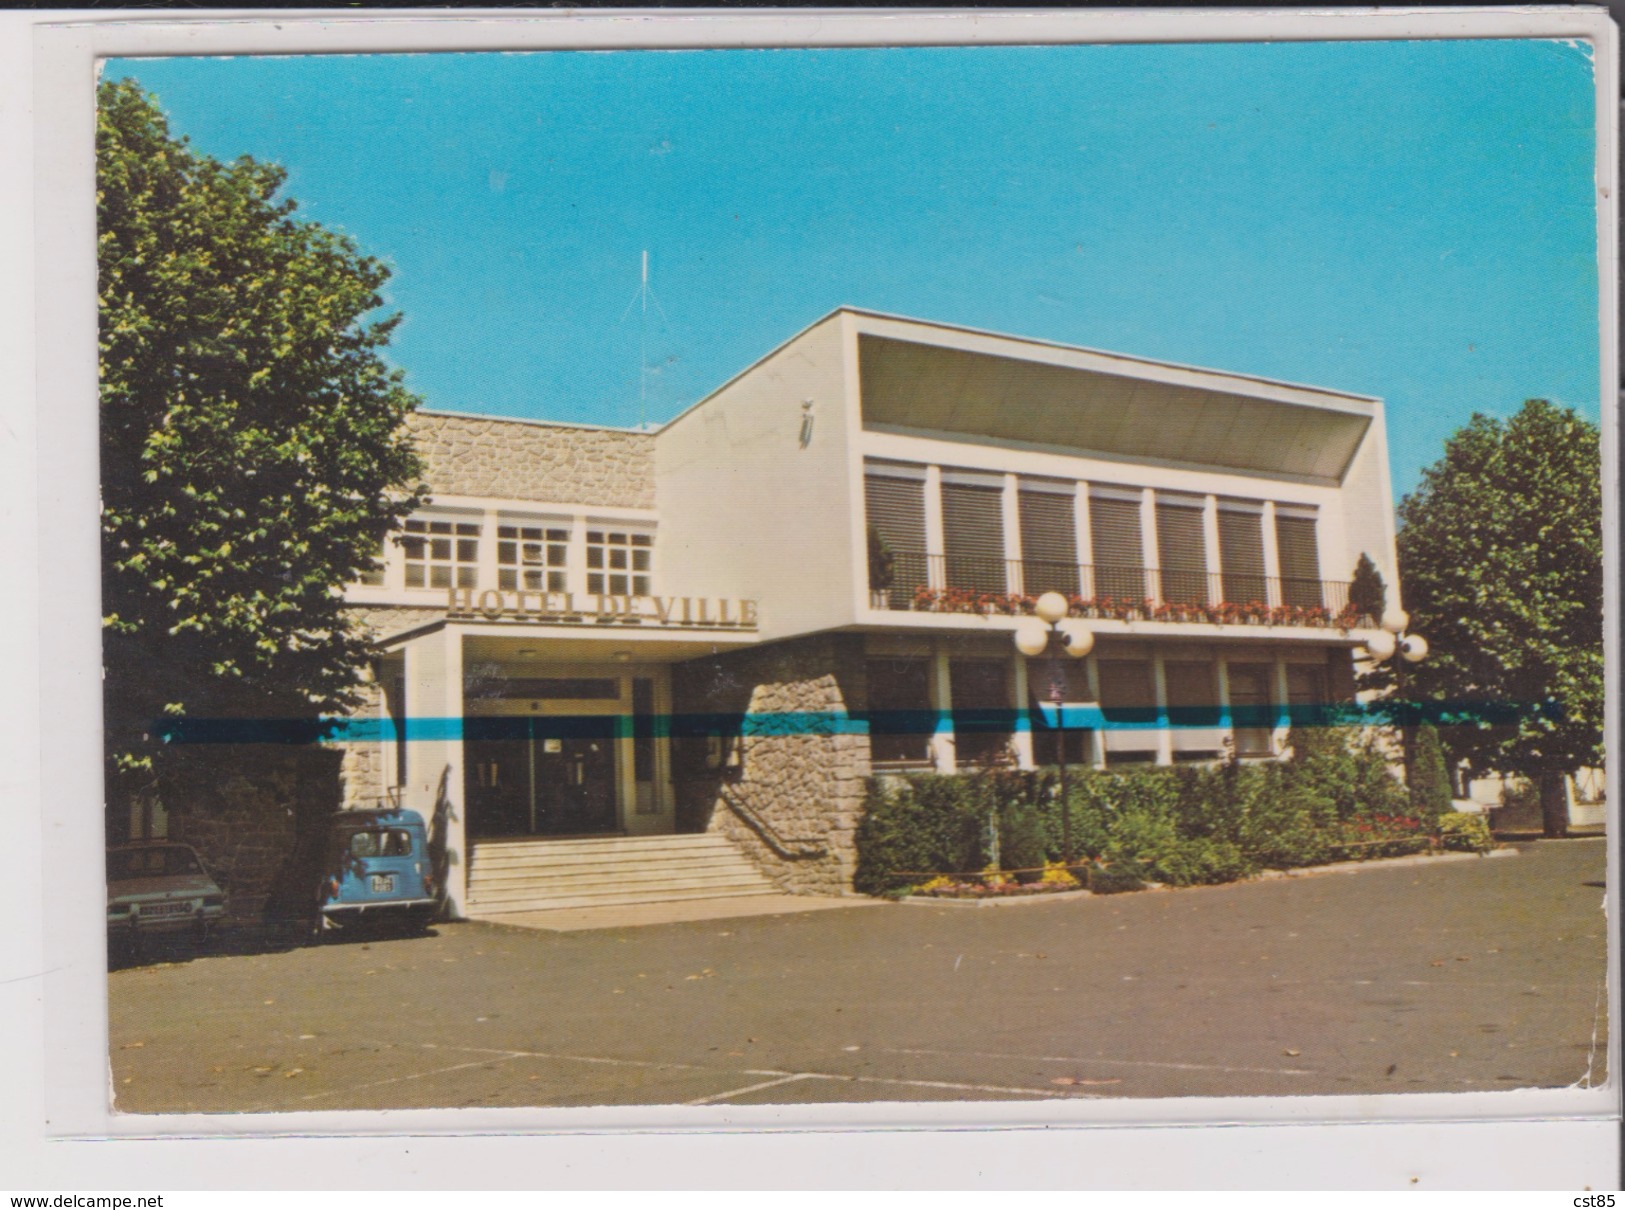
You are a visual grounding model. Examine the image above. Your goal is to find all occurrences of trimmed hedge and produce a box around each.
[855,728,1436,896]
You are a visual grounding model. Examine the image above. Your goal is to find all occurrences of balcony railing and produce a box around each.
[870,552,1362,627]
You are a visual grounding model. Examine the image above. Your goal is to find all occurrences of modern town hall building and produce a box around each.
[338,309,1401,918]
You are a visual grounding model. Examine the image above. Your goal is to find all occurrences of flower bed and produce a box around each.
[906,586,1366,629]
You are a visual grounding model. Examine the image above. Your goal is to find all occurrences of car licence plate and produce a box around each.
[142,901,190,918]
[370,874,395,893]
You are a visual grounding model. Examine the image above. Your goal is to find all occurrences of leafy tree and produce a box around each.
[98,80,425,823]
[1348,552,1387,624]
[1394,399,1602,836]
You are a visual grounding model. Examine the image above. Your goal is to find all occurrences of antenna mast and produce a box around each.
[621,250,666,431]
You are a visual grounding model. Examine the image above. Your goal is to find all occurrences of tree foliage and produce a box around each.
[1348,552,1387,623]
[98,80,425,799]
[1394,399,1603,784]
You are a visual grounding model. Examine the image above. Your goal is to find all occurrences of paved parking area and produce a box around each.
[107,839,1609,1113]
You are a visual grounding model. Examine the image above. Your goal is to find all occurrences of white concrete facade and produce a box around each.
[342,309,1405,912]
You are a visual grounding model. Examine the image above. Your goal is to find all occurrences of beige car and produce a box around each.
[107,842,227,946]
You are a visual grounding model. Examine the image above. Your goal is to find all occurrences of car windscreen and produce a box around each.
[108,847,202,879]
[348,829,415,859]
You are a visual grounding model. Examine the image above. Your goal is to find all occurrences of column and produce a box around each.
[1203,494,1223,606]
[1086,654,1107,769]
[478,507,501,593]
[1140,487,1161,606]
[929,645,956,773]
[403,627,467,918]
[1074,481,1093,600]
[1272,652,1292,755]
[568,511,591,597]
[1011,650,1035,770]
[1216,659,1233,754]
[1002,472,1023,596]
[1261,500,1283,608]
[923,465,946,590]
[1151,649,1174,766]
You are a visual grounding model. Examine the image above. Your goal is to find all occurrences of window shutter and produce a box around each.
[1155,495,1207,605]
[941,474,1006,593]
[1217,499,1267,605]
[864,468,928,595]
[1275,511,1323,608]
[1097,659,1158,753]
[1018,480,1079,596]
[1089,489,1145,602]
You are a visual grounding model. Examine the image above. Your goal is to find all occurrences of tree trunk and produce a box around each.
[1538,770,1569,839]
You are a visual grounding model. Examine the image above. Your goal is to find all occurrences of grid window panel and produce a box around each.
[587,530,654,596]
[498,525,569,591]
[403,519,480,589]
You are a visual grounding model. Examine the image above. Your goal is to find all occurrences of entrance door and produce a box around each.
[465,716,620,839]
[532,729,618,835]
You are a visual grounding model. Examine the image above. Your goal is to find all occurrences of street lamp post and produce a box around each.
[1014,591,1095,866]
[1362,605,1429,774]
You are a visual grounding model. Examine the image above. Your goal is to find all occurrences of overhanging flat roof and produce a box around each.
[850,313,1378,484]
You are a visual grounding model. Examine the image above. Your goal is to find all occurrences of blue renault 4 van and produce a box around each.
[312,808,439,940]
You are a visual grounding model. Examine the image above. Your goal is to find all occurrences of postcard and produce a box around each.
[15,5,1621,1190]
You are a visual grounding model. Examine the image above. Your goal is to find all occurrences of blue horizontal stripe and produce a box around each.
[148,697,1570,745]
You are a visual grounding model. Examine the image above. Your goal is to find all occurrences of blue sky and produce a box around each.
[104,41,1601,499]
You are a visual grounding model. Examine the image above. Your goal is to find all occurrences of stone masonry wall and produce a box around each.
[671,635,871,896]
[167,747,342,927]
[407,411,656,508]
[334,606,443,811]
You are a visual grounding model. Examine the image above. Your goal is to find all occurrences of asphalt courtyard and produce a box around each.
[107,839,1609,1113]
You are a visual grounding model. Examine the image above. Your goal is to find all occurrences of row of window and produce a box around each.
[865,463,1327,607]
[865,655,1330,767]
[360,519,654,596]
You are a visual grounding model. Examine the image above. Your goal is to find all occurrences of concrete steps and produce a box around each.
[465,832,781,917]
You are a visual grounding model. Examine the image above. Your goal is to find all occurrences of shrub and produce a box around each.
[853,726,1428,895]
[998,795,1050,880]
[853,774,990,894]
[1407,724,1454,822]
[1437,811,1495,854]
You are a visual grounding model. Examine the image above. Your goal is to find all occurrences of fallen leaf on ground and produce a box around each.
[1284,1049,1301,1057]
[283,1068,305,1078]
[120,1041,145,1050]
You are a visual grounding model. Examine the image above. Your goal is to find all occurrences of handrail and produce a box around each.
[716,783,827,860]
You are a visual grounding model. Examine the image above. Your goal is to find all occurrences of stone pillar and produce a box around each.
[1262,500,1283,608]
[1151,649,1174,766]
[1011,651,1035,770]
[930,646,956,773]
[1272,651,1292,756]
[1002,472,1023,595]
[403,626,467,917]
[1074,480,1093,599]
[1140,487,1161,606]
[1203,494,1223,605]
[1086,654,1106,769]
[924,465,946,589]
